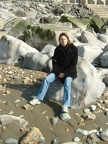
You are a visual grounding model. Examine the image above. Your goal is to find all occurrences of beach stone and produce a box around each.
[62,142,82,144]
[22,104,34,110]
[100,51,108,67]
[50,116,58,126]
[83,108,90,113]
[0,115,28,127]
[90,105,97,111]
[3,138,18,144]
[73,137,80,142]
[60,113,71,121]
[20,127,45,144]
[86,134,100,144]
[105,111,108,116]
[82,112,96,120]
[51,137,60,144]
[101,129,108,141]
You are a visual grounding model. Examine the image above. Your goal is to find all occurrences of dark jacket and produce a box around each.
[51,43,78,83]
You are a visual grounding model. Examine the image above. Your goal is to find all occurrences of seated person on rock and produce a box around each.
[29,32,78,118]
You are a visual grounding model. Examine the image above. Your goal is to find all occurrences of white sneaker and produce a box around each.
[29,98,41,105]
[62,105,68,113]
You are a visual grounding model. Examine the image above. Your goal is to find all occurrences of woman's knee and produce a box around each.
[65,77,72,86]
[45,73,56,82]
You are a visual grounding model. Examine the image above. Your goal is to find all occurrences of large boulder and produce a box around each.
[87,16,104,33]
[23,23,78,51]
[75,42,103,65]
[80,30,97,43]
[0,35,38,65]
[22,44,56,72]
[70,58,105,108]
[97,33,108,43]
[22,52,49,71]
[60,15,90,31]
[100,51,108,67]
[46,58,105,109]
[7,19,34,39]
[80,31,107,49]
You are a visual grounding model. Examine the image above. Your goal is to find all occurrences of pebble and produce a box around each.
[90,105,97,111]
[105,111,108,116]
[62,142,82,144]
[73,137,80,142]
[15,99,21,103]
[83,108,90,113]
[3,138,18,144]
[50,116,58,126]
[51,137,60,144]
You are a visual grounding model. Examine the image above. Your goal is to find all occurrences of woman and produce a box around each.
[29,32,78,115]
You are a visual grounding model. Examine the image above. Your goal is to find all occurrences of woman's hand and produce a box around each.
[58,73,65,78]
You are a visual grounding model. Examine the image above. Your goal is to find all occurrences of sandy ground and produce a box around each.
[0,63,107,144]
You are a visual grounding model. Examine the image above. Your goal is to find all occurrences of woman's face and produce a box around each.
[59,35,68,47]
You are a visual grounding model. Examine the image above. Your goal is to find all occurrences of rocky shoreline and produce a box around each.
[0,1,108,144]
[0,63,107,144]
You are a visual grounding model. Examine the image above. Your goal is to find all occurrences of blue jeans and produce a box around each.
[36,73,72,107]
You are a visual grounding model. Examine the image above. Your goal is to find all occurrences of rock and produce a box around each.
[51,137,60,144]
[100,51,108,67]
[105,111,108,116]
[22,52,49,71]
[20,127,45,144]
[90,105,97,111]
[24,23,78,51]
[0,115,28,127]
[103,77,108,86]
[101,129,108,141]
[86,134,100,144]
[75,128,98,136]
[3,138,18,144]
[83,108,90,113]
[60,15,90,31]
[47,58,105,109]
[62,142,82,144]
[73,137,80,142]
[81,112,96,120]
[0,35,38,65]
[22,104,34,110]
[97,33,108,43]
[70,58,105,109]
[50,116,58,126]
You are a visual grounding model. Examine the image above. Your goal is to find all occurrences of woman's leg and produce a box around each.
[62,77,72,108]
[36,73,57,101]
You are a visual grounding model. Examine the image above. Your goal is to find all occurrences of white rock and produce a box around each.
[90,105,97,111]
[101,129,108,141]
[0,35,38,65]
[73,137,80,142]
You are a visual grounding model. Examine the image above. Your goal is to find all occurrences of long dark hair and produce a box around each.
[59,32,71,44]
